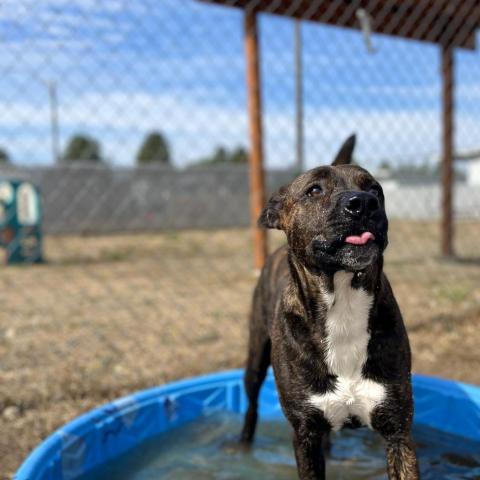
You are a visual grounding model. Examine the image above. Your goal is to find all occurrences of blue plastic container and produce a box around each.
[14,370,480,480]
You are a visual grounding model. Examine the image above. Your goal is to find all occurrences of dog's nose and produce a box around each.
[344,192,379,217]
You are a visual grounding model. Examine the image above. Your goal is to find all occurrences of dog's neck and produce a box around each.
[286,250,383,322]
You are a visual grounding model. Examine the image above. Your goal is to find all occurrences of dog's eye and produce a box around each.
[306,185,323,197]
[368,185,382,197]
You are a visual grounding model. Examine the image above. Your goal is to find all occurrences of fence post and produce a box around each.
[441,44,455,258]
[244,10,267,270]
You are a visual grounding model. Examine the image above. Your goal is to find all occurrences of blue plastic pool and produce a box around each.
[14,370,480,480]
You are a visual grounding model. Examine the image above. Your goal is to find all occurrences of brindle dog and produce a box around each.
[240,136,419,480]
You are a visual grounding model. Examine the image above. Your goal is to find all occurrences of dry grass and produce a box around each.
[1,221,480,478]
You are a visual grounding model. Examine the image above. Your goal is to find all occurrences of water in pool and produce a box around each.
[80,413,480,479]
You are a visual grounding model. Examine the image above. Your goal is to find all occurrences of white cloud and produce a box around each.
[1,0,480,169]
[2,89,480,169]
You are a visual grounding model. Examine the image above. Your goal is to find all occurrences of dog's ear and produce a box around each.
[258,190,285,230]
[332,134,356,166]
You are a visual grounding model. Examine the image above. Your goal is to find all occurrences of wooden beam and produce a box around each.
[441,44,454,257]
[244,10,267,269]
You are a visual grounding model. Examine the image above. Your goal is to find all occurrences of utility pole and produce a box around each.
[294,19,304,173]
[47,80,60,163]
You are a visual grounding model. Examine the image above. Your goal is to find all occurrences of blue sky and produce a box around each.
[1,0,480,170]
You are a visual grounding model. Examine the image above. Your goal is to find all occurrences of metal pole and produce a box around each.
[244,11,267,270]
[441,45,454,258]
[48,81,60,163]
[294,19,304,173]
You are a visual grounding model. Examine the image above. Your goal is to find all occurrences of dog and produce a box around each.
[240,135,419,480]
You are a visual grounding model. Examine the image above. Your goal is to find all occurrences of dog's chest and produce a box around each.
[308,271,386,431]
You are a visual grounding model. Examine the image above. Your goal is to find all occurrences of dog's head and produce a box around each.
[259,135,388,272]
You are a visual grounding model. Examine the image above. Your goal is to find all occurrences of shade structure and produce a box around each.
[203,0,480,49]
[201,0,480,262]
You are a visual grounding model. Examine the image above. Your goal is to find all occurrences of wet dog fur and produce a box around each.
[240,136,419,480]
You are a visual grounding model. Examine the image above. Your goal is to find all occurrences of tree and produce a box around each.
[136,131,170,165]
[211,147,229,164]
[0,148,10,163]
[195,145,248,167]
[61,134,103,163]
[229,146,248,164]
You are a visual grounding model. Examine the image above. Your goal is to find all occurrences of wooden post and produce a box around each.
[441,45,455,258]
[244,10,267,269]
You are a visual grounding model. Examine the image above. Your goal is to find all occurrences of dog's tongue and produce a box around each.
[345,231,375,245]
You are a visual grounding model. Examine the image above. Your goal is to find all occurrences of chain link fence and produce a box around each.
[1,0,480,477]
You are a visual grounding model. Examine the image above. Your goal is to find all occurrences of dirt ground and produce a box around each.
[1,221,480,478]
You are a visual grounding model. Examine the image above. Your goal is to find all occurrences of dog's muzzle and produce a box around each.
[341,191,380,219]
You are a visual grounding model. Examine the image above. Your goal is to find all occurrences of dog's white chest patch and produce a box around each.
[308,271,386,431]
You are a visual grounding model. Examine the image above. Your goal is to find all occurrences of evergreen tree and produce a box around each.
[0,148,10,163]
[136,132,170,165]
[61,134,103,163]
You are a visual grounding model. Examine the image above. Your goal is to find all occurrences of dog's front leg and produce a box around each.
[292,427,328,480]
[384,435,419,480]
[371,387,419,479]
